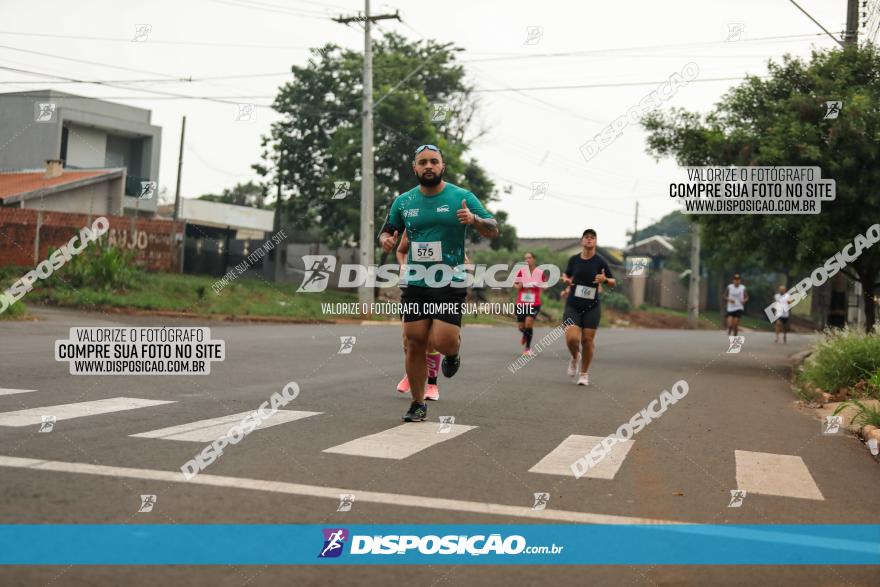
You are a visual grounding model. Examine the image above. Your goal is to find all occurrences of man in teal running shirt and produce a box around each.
[379,144,498,422]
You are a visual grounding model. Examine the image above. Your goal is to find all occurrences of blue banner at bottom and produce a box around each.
[0,524,878,565]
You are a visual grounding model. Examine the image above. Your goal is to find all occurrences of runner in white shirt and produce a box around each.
[773,285,791,344]
[724,274,748,337]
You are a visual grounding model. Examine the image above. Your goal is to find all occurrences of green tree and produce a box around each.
[626,210,690,243]
[643,45,880,331]
[255,32,510,250]
[198,181,267,208]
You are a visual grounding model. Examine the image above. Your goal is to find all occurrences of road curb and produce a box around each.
[789,348,813,368]
[858,425,880,459]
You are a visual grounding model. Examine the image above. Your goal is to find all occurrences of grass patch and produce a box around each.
[0,298,28,320]
[639,305,772,331]
[8,266,362,321]
[833,399,880,428]
[0,266,29,319]
[797,327,880,399]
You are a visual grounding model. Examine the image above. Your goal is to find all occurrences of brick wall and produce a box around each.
[0,207,182,272]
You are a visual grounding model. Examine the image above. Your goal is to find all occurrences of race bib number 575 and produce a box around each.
[412,241,442,262]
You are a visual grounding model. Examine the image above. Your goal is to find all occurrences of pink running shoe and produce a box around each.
[424,383,440,401]
[397,374,410,393]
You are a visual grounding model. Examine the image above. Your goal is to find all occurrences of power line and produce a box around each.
[461,33,832,64]
[787,0,845,47]
[468,62,607,125]
[0,42,281,99]
[0,73,767,99]
[208,0,334,19]
[0,43,189,79]
[0,65,275,109]
[472,75,767,93]
[0,71,294,85]
[0,30,314,50]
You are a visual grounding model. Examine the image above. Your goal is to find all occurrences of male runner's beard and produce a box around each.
[417,168,443,187]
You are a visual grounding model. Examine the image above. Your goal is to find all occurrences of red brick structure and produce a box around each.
[0,208,182,272]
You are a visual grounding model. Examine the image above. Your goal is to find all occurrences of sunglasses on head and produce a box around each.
[414,144,442,156]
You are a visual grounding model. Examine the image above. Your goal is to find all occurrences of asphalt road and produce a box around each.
[1,307,878,586]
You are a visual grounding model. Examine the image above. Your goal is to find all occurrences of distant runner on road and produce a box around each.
[561,229,616,386]
[725,274,748,337]
[513,252,546,356]
[773,285,790,344]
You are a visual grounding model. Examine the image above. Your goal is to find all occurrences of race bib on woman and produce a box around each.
[574,285,596,300]
[521,292,536,303]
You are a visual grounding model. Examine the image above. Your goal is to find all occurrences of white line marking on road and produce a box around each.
[529,434,634,479]
[0,398,175,427]
[0,455,681,525]
[735,450,825,500]
[130,410,322,442]
[323,422,477,459]
[0,388,36,396]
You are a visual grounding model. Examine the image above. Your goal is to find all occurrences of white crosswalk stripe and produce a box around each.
[529,434,635,479]
[0,391,835,505]
[735,450,825,501]
[323,422,477,459]
[0,397,175,427]
[130,410,322,442]
[0,388,36,396]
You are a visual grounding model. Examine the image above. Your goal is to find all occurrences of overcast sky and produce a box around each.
[0,0,847,247]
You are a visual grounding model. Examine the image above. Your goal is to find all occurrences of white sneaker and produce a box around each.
[576,373,589,386]
[567,354,580,377]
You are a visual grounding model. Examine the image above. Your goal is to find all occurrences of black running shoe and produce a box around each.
[441,354,461,378]
[403,401,427,422]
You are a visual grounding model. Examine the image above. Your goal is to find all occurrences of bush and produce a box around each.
[798,327,880,399]
[0,297,27,319]
[602,290,631,312]
[47,241,140,291]
[0,266,29,318]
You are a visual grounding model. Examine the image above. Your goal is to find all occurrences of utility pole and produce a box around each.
[845,0,859,45]
[273,151,283,281]
[632,201,639,247]
[173,115,186,273]
[173,116,185,222]
[688,222,701,328]
[334,2,400,308]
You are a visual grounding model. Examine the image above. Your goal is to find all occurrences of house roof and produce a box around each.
[623,234,676,254]
[0,169,124,203]
[517,237,582,252]
[517,237,623,264]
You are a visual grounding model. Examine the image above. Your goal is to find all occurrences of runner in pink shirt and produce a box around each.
[513,252,546,356]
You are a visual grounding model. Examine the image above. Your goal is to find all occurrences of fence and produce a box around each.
[0,207,182,272]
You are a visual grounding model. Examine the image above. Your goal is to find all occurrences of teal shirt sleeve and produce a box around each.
[463,191,493,220]
[385,196,404,232]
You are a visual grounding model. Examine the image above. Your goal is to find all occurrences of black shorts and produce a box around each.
[516,304,541,322]
[778,316,789,324]
[726,309,744,318]
[400,285,467,327]
[563,303,601,330]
